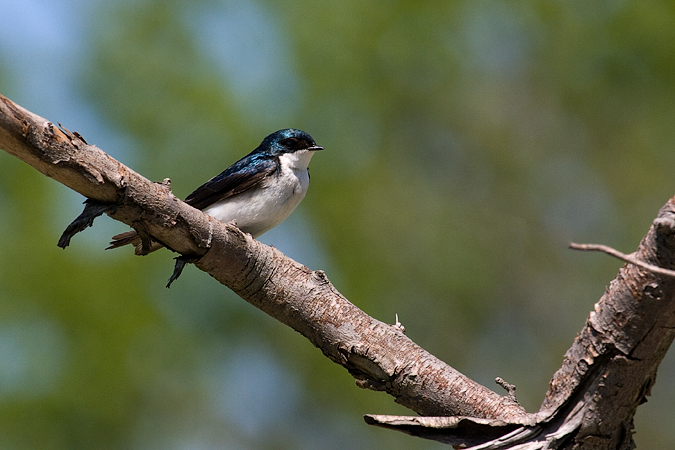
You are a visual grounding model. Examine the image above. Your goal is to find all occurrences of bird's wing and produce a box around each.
[184,155,279,210]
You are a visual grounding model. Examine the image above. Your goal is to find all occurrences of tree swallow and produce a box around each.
[108,128,323,254]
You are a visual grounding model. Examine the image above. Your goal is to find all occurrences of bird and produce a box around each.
[108,128,323,255]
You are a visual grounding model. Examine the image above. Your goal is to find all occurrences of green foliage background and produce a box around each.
[1,1,675,448]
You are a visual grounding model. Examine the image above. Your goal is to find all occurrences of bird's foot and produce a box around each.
[166,255,201,288]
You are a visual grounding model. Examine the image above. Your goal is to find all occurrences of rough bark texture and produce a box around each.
[539,203,675,449]
[2,92,673,449]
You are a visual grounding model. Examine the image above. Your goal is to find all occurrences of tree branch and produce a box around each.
[0,93,528,437]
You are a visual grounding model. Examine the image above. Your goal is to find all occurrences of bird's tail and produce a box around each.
[107,230,164,255]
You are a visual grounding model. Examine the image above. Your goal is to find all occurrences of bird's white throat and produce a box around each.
[279,149,316,171]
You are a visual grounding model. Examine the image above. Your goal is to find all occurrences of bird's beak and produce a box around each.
[307,145,324,151]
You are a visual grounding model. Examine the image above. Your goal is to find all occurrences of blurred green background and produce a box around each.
[1,0,675,449]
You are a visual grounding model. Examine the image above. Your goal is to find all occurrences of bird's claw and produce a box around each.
[166,255,200,288]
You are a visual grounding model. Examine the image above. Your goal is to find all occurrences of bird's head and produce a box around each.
[257,129,323,156]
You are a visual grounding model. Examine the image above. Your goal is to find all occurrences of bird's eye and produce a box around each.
[281,137,299,149]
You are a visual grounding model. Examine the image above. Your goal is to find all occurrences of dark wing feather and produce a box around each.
[184,154,279,210]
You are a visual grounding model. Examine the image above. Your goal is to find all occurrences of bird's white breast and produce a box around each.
[202,150,315,237]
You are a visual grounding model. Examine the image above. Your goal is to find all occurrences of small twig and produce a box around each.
[393,314,406,333]
[569,242,675,278]
[495,377,518,404]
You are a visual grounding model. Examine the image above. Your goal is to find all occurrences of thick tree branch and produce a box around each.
[0,93,528,436]
[538,206,675,447]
